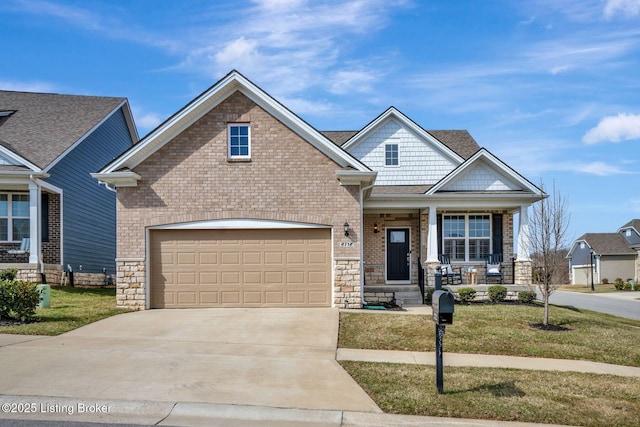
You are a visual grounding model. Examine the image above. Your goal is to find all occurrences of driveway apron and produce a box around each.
[0,308,380,413]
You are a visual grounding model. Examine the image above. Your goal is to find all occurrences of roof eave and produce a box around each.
[91,171,141,188]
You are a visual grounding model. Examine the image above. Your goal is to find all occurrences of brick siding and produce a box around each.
[115,91,361,308]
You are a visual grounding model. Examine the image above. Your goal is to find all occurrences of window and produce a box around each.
[228,124,250,159]
[385,144,398,166]
[0,193,29,241]
[443,214,490,262]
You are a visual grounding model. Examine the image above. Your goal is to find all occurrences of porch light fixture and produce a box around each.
[373,223,379,233]
[344,221,350,237]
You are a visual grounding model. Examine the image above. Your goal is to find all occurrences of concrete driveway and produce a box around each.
[0,308,380,413]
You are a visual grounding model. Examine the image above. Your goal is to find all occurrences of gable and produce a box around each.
[0,91,136,169]
[439,159,523,191]
[428,148,542,196]
[97,70,369,184]
[346,117,459,186]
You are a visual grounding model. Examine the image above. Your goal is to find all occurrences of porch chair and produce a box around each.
[438,254,463,285]
[7,238,30,255]
[484,254,504,284]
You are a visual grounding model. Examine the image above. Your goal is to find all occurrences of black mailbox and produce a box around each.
[432,290,454,325]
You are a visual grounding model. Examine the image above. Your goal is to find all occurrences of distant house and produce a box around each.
[0,90,138,285]
[567,219,640,285]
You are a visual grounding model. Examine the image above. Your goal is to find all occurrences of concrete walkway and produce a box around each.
[337,348,640,378]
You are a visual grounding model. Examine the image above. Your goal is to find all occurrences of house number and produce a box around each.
[340,242,354,247]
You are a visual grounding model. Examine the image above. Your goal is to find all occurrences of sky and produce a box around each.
[1,0,639,243]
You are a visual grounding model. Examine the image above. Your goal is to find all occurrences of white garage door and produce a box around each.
[150,228,332,308]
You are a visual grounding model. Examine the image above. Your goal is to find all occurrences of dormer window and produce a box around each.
[228,124,250,159]
[385,144,398,166]
[626,230,631,237]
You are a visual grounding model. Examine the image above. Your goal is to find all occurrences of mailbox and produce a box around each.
[432,290,454,325]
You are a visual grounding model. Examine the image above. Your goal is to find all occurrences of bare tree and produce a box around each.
[529,182,571,326]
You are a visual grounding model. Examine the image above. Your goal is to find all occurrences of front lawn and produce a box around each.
[339,304,640,367]
[339,304,640,426]
[0,286,131,335]
[340,362,640,427]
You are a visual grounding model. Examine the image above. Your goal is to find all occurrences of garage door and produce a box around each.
[150,228,332,308]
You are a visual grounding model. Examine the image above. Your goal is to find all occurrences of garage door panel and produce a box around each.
[150,228,331,308]
[198,271,218,284]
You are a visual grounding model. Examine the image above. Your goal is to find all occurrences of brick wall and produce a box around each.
[363,212,420,285]
[115,91,362,308]
[42,192,61,264]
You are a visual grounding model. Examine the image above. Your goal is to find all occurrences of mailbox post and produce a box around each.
[432,289,454,394]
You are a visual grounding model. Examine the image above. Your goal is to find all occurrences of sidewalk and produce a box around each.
[337,348,640,378]
[0,395,574,427]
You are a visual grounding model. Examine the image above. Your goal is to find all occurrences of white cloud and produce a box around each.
[550,65,570,74]
[0,80,58,93]
[135,112,163,132]
[604,0,640,18]
[330,70,378,95]
[576,161,633,176]
[582,113,640,144]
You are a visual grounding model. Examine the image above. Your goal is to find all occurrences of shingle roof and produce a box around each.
[371,185,432,195]
[0,90,126,169]
[579,233,636,255]
[322,129,480,160]
[620,219,640,231]
[427,130,480,160]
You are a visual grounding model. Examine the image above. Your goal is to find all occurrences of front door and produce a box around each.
[386,228,410,282]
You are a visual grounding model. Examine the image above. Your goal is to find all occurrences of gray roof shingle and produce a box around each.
[620,219,640,231]
[579,233,636,255]
[322,129,480,160]
[0,90,125,169]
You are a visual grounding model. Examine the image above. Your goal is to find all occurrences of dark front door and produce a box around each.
[386,228,410,281]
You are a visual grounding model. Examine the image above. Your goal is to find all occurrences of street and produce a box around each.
[543,290,640,320]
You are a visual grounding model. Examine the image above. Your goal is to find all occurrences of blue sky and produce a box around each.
[1,0,639,242]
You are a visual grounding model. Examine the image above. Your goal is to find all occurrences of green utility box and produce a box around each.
[36,284,51,308]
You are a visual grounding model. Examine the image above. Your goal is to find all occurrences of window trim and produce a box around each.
[0,193,30,242]
[442,214,491,262]
[384,143,399,166]
[227,123,251,160]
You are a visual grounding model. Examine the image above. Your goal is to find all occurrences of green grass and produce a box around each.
[557,283,621,293]
[0,286,131,335]
[339,304,640,367]
[340,362,640,427]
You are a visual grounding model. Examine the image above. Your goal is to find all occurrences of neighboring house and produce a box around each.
[568,219,640,285]
[94,70,545,310]
[0,90,138,285]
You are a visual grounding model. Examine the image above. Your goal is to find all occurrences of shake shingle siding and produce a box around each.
[46,108,134,274]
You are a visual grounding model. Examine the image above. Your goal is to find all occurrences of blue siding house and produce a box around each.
[0,90,138,285]
[567,219,640,285]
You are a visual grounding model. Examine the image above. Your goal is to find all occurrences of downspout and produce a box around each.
[359,182,376,306]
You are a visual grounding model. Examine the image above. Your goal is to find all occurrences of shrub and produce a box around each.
[601,278,609,284]
[518,290,537,304]
[0,268,18,281]
[457,287,477,304]
[424,287,435,305]
[488,285,507,303]
[614,278,625,290]
[0,280,41,321]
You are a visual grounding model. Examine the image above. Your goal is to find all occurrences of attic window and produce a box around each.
[228,124,250,159]
[385,144,398,166]
[580,242,585,249]
[626,230,631,237]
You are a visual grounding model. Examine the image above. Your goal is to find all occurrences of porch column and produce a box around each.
[516,204,531,261]
[514,204,532,285]
[427,205,439,262]
[28,181,41,264]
